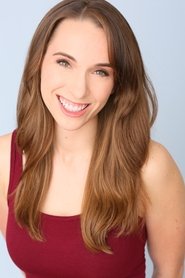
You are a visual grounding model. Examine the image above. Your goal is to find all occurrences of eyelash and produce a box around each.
[56,59,70,68]
[56,59,109,77]
[95,70,109,77]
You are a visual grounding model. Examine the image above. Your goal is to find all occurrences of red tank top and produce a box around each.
[6,131,147,277]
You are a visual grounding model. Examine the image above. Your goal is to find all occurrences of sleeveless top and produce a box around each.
[6,131,147,278]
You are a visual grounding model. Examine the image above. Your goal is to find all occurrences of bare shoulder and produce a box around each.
[142,140,184,191]
[0,133,12,196]
[142,139,185,217]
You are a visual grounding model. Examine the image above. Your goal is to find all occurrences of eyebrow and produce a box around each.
[53,52,112,68]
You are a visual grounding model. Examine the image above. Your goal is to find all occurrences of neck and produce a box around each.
[54,118,97,161]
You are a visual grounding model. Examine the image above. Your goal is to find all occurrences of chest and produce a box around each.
[6,209,146,278]
[41,157,89,216]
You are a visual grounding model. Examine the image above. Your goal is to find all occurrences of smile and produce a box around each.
[58,96,89,113]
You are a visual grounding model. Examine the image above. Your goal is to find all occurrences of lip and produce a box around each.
[57,95,90,106]
[57,95,90,118]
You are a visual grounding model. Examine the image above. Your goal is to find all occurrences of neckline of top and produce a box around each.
[40,211,81,221]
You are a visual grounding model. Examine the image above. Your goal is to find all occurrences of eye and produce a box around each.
[95,69,109,77]
[56,59,70,68]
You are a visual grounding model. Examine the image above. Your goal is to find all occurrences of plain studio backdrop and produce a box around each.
[0,1,184,277]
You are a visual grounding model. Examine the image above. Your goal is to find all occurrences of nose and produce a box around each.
[69,71,88,100]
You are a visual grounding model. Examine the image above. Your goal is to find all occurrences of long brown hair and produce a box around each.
[15,0,157,254]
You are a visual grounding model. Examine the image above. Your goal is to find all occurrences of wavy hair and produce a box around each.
[15,0,157,254]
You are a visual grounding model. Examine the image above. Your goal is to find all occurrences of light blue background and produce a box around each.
[0,0,184,277]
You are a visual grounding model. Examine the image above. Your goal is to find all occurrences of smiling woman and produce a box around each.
[40,18,114,128]
[0,0,185,278]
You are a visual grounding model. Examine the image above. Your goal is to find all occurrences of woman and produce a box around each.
[0,0,184,277]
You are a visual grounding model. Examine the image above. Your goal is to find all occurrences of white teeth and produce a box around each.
[59,97,88,112]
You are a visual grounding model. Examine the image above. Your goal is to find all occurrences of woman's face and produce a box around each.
[41,18,114,132]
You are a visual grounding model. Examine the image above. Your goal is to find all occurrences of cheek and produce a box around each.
[40,65,64,97]
[95,82,114,103]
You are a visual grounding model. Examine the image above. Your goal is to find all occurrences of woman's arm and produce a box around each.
[0,134,11,237]
[0,189,8,237]
[0,134,26,277]
[142,141,185,278]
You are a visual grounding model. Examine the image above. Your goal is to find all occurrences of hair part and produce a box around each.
[15,0,157,253]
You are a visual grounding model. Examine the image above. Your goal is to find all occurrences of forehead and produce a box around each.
[47,18,110,63]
